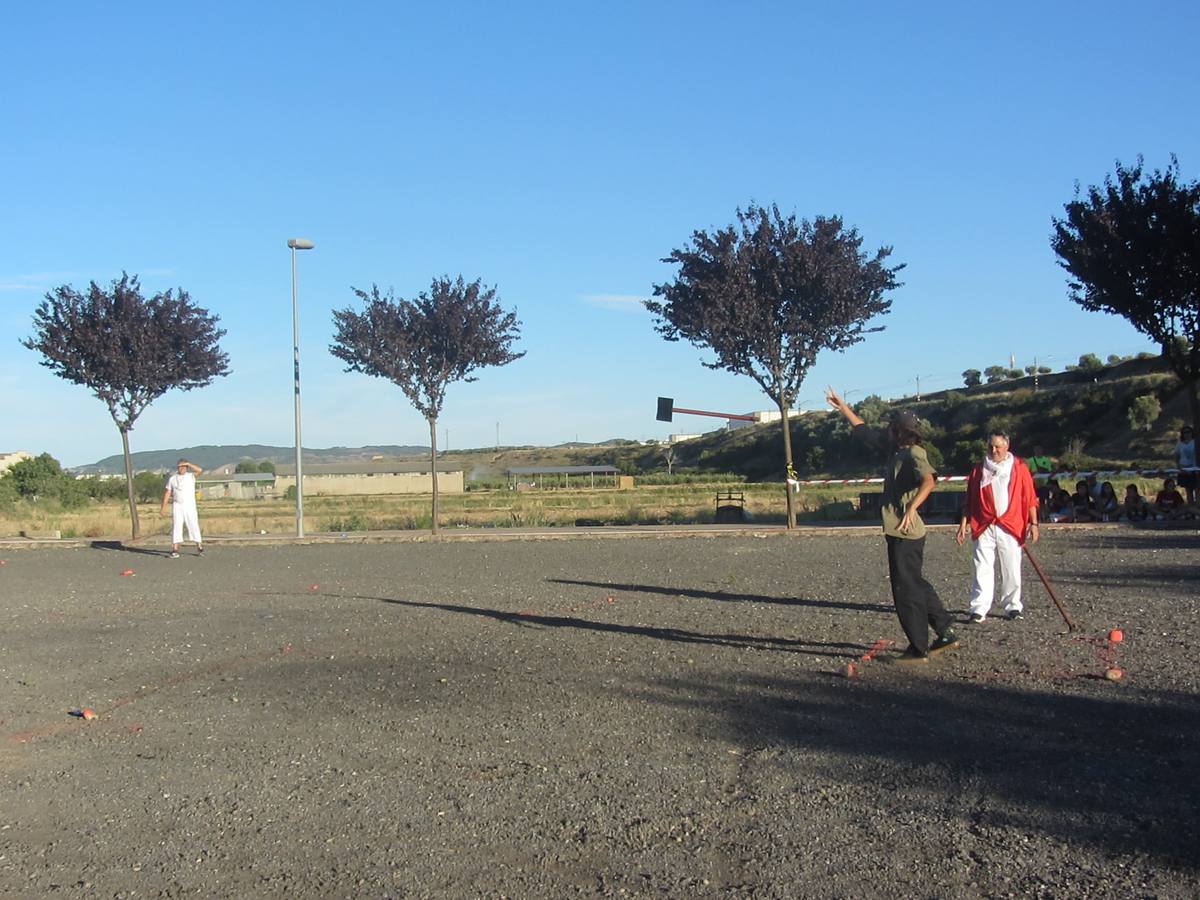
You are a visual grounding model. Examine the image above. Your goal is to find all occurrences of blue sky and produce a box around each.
[3,2,1197,467]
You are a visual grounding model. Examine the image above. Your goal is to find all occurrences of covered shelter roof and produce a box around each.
[506,466,620,475]
[276,461,462,476]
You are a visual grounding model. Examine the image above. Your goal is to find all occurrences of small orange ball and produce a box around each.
[81,707,97,720]
[1108,629,1124,643]
[1105,667,1124,681]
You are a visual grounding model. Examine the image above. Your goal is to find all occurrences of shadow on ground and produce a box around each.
[1061,531,1200,552]
[371,595,863,658]
[620,670,1200,868]
[90,540,172,557]
[546,577,893,614]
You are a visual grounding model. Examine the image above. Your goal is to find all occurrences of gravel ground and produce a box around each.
[1,526,1198,898]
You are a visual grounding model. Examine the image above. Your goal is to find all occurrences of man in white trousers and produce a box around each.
[956,432,1039,622]
[160,459,204,558]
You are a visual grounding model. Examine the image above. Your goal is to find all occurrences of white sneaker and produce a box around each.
[169,551,180,559]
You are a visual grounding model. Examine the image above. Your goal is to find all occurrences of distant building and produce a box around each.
[725,409,805,431]
[0,451,33,474]
[274,461,464,497]
[506,466,620,490]
[197,472,276,500]
[667,433,704,444]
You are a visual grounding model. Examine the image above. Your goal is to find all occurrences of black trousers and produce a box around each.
[885,535,952,654]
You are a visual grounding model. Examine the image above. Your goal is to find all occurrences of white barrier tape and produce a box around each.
[1035,467,1199,480]
[785,467,1198,489]
[787,475,967,487]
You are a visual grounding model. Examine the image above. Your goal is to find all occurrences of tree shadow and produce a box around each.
[1065,564,1200,587]
[1061,532,1200,552]
[546,577,893,614]
[618,671,1200,866]
[90,540,172,557]
[371,595,862,659]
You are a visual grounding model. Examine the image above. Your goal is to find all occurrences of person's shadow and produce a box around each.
[372,594,863,659]
[90,540,172,557]
[547,577,892,613]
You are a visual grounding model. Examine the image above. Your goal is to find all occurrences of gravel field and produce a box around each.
[1,526,1198,898]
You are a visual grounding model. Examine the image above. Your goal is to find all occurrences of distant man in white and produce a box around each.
[160,459,204,558]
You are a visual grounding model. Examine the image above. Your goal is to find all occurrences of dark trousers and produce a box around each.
[885,535,952,654]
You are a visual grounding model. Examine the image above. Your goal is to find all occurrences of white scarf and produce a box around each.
[981,454,1014,516]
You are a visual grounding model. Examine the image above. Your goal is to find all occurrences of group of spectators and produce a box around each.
[1038,425,1199,523]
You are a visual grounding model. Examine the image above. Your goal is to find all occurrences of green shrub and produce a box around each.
[325,513,371,532]
[1127,394,1161,431]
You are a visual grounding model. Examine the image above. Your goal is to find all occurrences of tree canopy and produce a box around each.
[646,202,901,526]
[22,273,229,537]
[0,453,86,507]
[330,275,523,533]
[646,204,900,411]
[1052,156,1200,429]
[331,277,523,423]
[24,273,229,432]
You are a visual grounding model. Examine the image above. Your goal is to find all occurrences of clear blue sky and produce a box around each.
[3,2,1197,467]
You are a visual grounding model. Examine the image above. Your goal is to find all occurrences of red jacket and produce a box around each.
[965,456,1039,544]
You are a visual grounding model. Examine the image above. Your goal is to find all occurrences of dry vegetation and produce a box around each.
[0,481,913,539]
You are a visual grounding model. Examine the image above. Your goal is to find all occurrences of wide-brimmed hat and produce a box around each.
[890,410,922,435]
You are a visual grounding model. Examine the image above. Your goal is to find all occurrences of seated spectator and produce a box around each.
[1176,425,1197,506]
[1155,477,1197,520]
[1086,473,1103,502]
[1037,477,1060,517]
[1122,484,1152,521]
[1046,489,1075,523]
[1072,480,1100,521]
[1097,481,1120,521]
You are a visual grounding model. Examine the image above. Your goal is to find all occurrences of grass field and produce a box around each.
[0,481,916,538]
[5,473,1170,539]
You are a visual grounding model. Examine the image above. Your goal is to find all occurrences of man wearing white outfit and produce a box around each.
[160,459,204,558]
[956,433,1039,622]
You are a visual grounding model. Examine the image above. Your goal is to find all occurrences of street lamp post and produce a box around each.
[287,238,315,537]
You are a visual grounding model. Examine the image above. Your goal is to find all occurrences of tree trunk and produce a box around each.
[120,426,140,540]
[778,397,796,529]
[428,417,440,535]
[1188,374,1200,438]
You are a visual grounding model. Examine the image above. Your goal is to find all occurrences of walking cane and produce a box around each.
[1023,544,1078,632]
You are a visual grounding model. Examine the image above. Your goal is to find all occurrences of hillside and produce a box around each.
[73,441,642,480]
[76,444,429,474]
[70,357,1193,482]
[620,356,1193,482]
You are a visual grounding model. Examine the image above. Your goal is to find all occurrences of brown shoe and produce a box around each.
[888,648,930,665]
[928,631,960,655]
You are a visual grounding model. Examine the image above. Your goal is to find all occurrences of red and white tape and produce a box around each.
[785,467,1197,488]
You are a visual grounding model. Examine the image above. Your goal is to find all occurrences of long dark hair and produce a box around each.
[889,423,923,448]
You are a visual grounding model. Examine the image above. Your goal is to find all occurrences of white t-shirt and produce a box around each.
[1177,439,1196,469]
[166,472,197,507]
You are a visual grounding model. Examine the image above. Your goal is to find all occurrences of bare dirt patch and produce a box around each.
[1,528,1197,897]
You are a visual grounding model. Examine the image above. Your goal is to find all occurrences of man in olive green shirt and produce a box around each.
[826,388,958,664]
